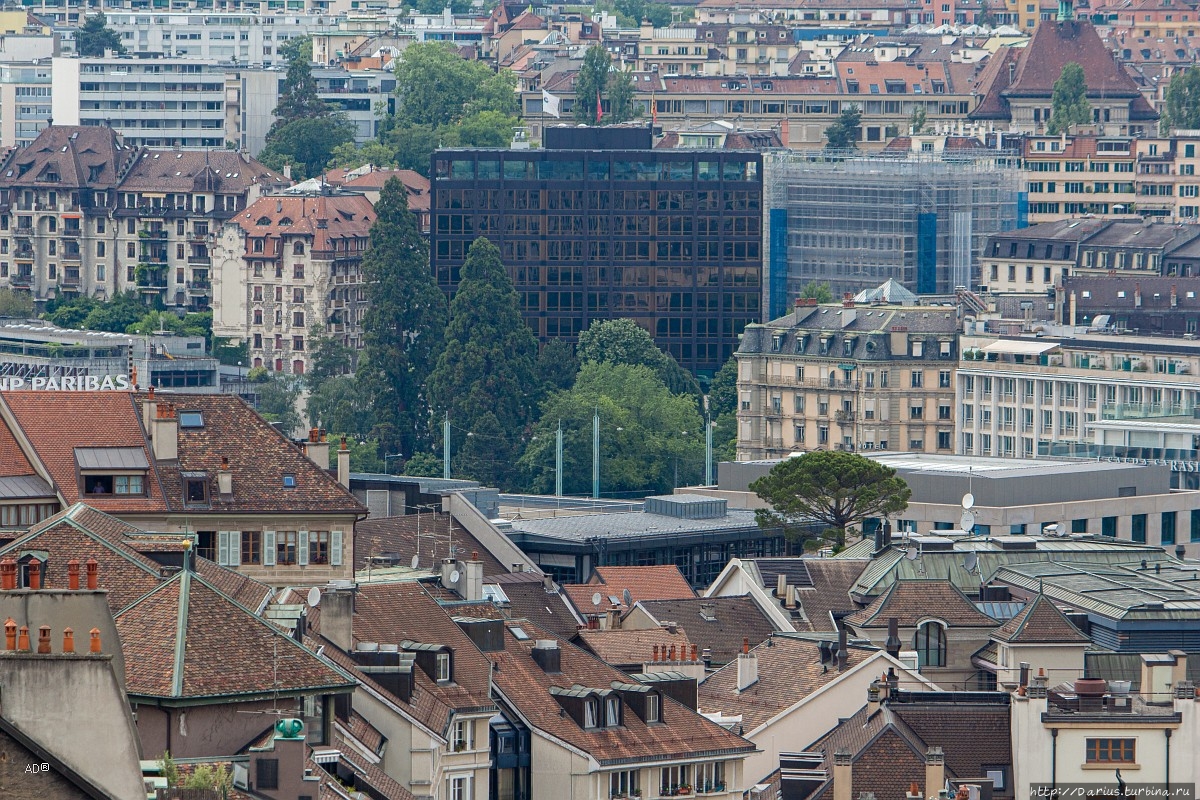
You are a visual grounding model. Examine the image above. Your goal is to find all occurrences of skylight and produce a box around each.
[178,411,204,428]
[509,626,530,641]
[282,474,297,488]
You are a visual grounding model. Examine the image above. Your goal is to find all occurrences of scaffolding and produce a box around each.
[763,149,1024,317]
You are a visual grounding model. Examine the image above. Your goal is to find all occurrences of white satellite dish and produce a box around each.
[306,586,321,607]
[622,588,632,606]
[449,569,461,584]
[904,547,919,561]
[411,554,420,569]
[960,510,976,531]
[591,591,602,607]
[962,493,975,510]
[963,551,979,573]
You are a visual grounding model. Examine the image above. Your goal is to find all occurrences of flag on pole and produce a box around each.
[542,88,561,118]
[596,90,603,123]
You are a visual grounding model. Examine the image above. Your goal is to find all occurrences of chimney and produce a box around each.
[440,558,459,591]
[606,604,622,630]
[837,624,849,671]
[1018,662,1030,689]
[885,618,901,658]
[925,747,945,797]
[142,387,157,434]
[1169,650,1189,692]
[463,551,484,602]
[86,559,98,590]
[152,403,179,461]
[283,163,292,179]
[1171,284,1179,308]
[27,558,40,590]
[841,294,857,328]
[736,637,758,691]
[37,625,50,654]
[1069,290,1078,327]
[776,572,787,598]
[542,574,555,592]
[867,680,882,714]
[217,457,233,496]
[833,751,853,800]
[1,558,15,590]
[1134,283,1143,308]
[531,639,561,673]
[906,783,923,800]
[321,583,356,652]
[337,436,351,488]
[305,428,330,470]
[67,559,80,590]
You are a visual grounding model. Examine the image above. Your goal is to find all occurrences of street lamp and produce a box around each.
[383,453,403,475]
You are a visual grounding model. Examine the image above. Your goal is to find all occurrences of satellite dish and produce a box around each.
[306,586,321,607]
[591,591,602,607]
[622,588,632,606]
[905,547,919,561]
[411,554,420,569]
[962,493,975,510]
[449,569,461,584]
[960,510,976,531]
[963,551,979,573]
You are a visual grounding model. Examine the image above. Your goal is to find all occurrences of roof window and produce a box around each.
[282,474,297,489]
[178,410,203,428]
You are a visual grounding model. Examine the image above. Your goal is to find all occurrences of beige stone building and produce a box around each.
[735,299,959,459]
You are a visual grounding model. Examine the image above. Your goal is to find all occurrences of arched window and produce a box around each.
[914,621,946,668]
[293,241,305,255]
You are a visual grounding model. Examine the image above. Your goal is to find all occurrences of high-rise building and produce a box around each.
[430,126,764,376]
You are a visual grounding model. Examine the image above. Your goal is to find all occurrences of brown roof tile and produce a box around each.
[486,571,583,636]
[0,125,137,191]
[844,580,997,629]
[115,568,355,700]
[573,627,693,668]
[697,636,876,732]
[118,149,288,195]
[991,594,1089,643]
[356,513,506,574]
[193,556,273,613]
[796,560,868,633]
[634,597,778,665]
[488,621,754,765]
[234,193,375,257]
[564,565,695,614]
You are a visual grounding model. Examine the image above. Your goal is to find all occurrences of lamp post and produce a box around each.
[383,454,403,475]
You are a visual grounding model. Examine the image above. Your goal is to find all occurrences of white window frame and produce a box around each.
[448,774,473,800]
[436,651,451,683]
[451,719,473,751]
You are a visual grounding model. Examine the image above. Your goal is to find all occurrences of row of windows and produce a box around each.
[204,529,344,567]
[435,158,759,183]
[436,188,759,212]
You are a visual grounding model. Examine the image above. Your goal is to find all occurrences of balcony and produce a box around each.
[14,247,34,260]
[1101,403,1195,420]
[135,265,168,291]
[187,254,211,266]
[835,410,855,424]
[60,251,82,263]
[764,437,785,450]
[61,227,81,238]
[139,228,168,241]
[186,280,210,295]
[10,273,33,287]
[60,272,81,287]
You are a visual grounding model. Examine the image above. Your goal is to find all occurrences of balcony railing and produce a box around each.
[187,255,211,265]
[186,280,210,295]
[10,273,33,286]
[1100,403,1196,421]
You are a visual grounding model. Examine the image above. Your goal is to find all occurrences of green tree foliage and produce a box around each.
[800,281,834,304]
[305,324,353,391]
[707,355,738,419]
[394,42,517,128]
[382,122,442,174]
[1047,62,1091,136]
[1163,67,1200,132]
[427,238,539,486]
[43,295,99,328]
[212,337,248,367]
[0,287,33,317]
[307,375,376,440]
[330,139,401,170]
[125,310,211,339]
[824,106,862,150]
[75,13,126,57]
[518,362,703,496]
[258,116,356,181]
[358,178,447,460]
[414,0,472,11]
[576,318,700,398]
[574,45,611,124]
[605,69,637,124]
[909,105,928,135]
[338,435,384,473]
[79,292,146,333]
[750,451,911,551]
[536,340,579,396]
[612,0,673,26]
[252,374,303,436]
[270,36,328,134]
[453,110,521,148]
[454,411,511,488]
[402,452,443,477]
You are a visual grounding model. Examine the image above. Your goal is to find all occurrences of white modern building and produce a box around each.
[0,62,53,148]
[104,11,328,66]
[51,54,226,148]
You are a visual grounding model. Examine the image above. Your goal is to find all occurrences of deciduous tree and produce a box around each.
[573,45,611,124]
[1163,67,1200,132]
[1047,62,1091,136]
[576,318,700,398]
[750,451,911,551]
[824,106,862,150]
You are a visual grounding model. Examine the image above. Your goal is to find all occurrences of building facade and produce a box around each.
[430,126,764,375]
[735,299,959,459]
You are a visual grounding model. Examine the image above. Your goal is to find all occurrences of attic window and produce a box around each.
[278,216,293,225]
[178,411,203,428]
[282,474,297,489]
[509,626,530,641]
[256,216,272,226]
[183,472,208,504]
[436,651,451,682]
[646,692,660,723]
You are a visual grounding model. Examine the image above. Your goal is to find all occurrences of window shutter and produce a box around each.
[231,531,242,567]
[298,528,309,566]
[217,531,230,566]
[263,530,276,566]
[330,529,343,567]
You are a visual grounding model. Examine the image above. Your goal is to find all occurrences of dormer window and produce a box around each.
[584,697,599,728]
[436,651,451,682]
[646,692,660,723]
[76,447,149,497]
[183,472,208,505]
[605,695,621,727]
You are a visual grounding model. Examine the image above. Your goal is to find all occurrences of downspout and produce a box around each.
[1164,729,1171,792]
[1050,729,1058,795]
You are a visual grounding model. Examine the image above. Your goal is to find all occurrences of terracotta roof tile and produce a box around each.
[797,560,870,633]
[991,594,1089,643]
[193,556,273,613]
[356,513,506,574]
[235,193,374,257]
[488,621,754,765]
[586,565,695,600]
[115,568,355,700]
[486,571,583,636]
[844,580,997,629]
[573,627,693,668]
[0,125,137,191]
[697,636,876,732]
[118,150,288,195]
[634,597,778,665]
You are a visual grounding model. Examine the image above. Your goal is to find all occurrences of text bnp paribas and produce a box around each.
[0,375,134,391]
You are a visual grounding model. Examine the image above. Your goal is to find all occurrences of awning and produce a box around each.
[981,339,1060,356]
[74,447,149,471]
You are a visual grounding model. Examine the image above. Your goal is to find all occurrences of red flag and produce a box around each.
[596,90,603,123]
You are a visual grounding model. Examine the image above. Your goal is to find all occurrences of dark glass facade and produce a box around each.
[430,135,764,376]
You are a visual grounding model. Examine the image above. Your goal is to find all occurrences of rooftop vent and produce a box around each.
[910,535,954,552]
[644,494,727,520]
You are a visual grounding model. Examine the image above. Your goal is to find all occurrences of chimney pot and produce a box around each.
[62,627,74,653]
[653,644,660,661]
[68,559,80,591]
[27,558,40,590]
[4,617,15,650]
[17,625,29,652]
[743,637,750,654]
[0,557,15,591]
[472,551,478,560]
[86,559,98,590]
[89,628,101,654]
[692,644,698,662]
[37,625,50,654]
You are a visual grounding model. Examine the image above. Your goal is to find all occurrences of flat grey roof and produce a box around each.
[508,507,761,542]
[74,447,149,471]
[869,452,1143,478]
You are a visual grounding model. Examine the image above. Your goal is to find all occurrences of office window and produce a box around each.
[1102,516,1117,537]
[1086,739,1135,764]
[1071,519,1088,534]
[1131,514,1147,543]
[1162,512,1177,545]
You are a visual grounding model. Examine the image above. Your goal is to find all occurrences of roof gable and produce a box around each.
[845,579,998,628]
[991,594,1089,643]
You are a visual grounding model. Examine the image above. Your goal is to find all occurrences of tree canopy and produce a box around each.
[801,281,834,304]
[574,45,611,125]
[0,287,33,318]
[393,42,517,128]
[270,37,328,134]
[750,451,911,550]
[76,14,126,57]
[1047,62,1091,136]
[258,116,355,181]
[518,362,704,496]
[1163,67,1200,132]
[576,318,700,398]
[824,106,862,149]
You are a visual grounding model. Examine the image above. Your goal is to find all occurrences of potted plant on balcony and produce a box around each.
[679,784,692,796]
[632,790,642,797]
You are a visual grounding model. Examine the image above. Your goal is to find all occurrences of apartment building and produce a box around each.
[0,62,53,149]
[104,10,326,65]
[51,54,227,149]
[0,125,287,306]
[980,218,1107,295]
[735,299,959,460]
[956,329,1200,489]
[211,188,374,375]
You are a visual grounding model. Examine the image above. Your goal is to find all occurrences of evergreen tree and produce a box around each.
[358,178,447,461]
[576,318,700,398]
[75,14,126,57]
[536,340,579,397]
[1047,62,1091,136]
[1163,67,1200,132]
[824,106,862,150]
[454,411,512,489]
[574,45,611,124]
[427,237,539,485]
[270,37,329,134]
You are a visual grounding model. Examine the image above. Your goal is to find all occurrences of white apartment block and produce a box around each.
[956,329,1200,490]
[104,11,327,66]
[0,63,52,148]
[51,55,226,148]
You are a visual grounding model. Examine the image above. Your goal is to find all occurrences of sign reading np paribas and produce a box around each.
[0,375,133,391]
